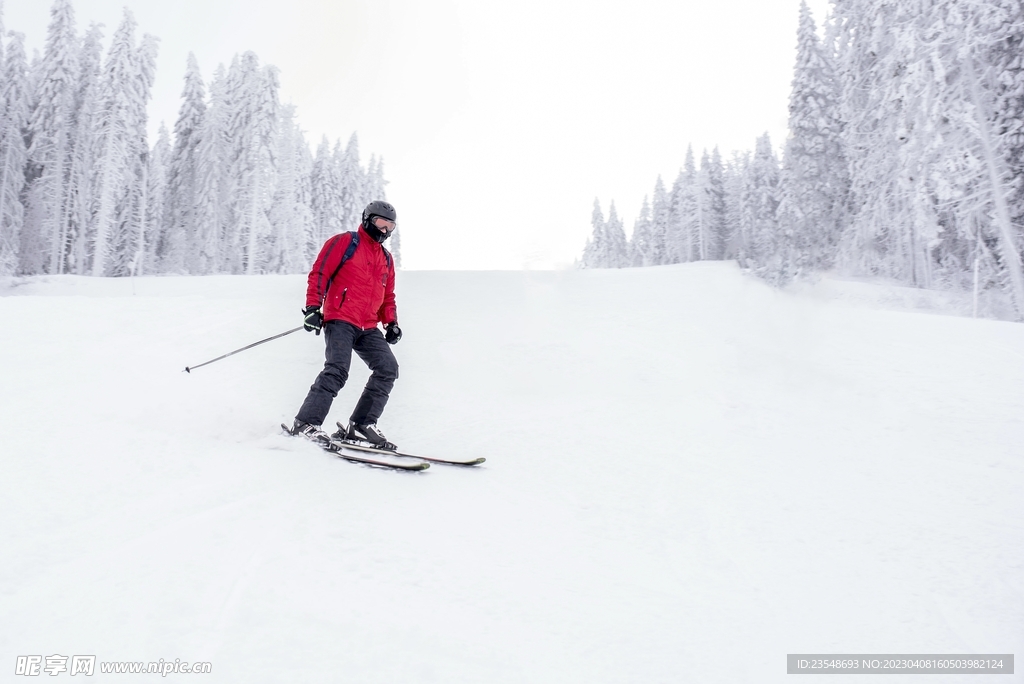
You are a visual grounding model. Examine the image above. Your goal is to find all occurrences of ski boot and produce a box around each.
[334,421,397,451]
[288,420,333,448]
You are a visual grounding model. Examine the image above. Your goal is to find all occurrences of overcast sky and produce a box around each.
[6,0,832,270]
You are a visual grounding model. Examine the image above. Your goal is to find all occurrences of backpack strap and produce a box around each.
[324,231,360,301]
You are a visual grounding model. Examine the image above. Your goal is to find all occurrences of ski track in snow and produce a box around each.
[1,263,1022,683]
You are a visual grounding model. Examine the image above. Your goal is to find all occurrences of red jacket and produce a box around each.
[306,226,397,329]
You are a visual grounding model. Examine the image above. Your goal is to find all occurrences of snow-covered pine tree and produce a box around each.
[309,136,343,248]
[292,118,316,269]
[112,30,157,277]
[338,133,364,231]
[777,0,847,278]
[0,31,30,275]
[222,52,279,274]
[961,0,1024,317]
[245,59,279,274]
[366,155,386,200]
[22,0,78,275]
[629,196,653,267]
[219,54,247,273]
[192,63,228,274]
[742,133,782,277]
[581,197,606,268]
[721,150,749,261]
[666,169,686,265]
[267,104,313,273]
[832,0,939,286]
[700,148,727,261]
[142,123,170,273]
[989,0,1024,234]
[677,146,699,262]
[694,152,710,261]
[0,3,5,107]
[650,176,671,266]
[907,1,994,294]
[829,0,1023,315]
[164,52,205,273]
[89,10,140,276]
[63,23,102,274]
[605,201,629,268]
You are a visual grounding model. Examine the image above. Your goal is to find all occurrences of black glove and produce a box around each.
[303,306,323,335]
[385,322,402,345]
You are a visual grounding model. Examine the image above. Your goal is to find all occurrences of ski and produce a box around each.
[339,441,485,466]
[334,423,486,466]
[281,424,430,471]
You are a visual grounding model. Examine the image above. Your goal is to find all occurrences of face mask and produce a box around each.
[366,216,395,243]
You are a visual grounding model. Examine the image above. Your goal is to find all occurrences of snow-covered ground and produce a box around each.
[2,263,1022,683]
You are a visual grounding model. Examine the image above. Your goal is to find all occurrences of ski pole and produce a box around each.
[184,326,304,373]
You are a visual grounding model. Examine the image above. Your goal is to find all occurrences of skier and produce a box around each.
[288,200,402,450]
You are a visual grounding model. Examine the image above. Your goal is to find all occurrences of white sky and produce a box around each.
[5,0,831,270]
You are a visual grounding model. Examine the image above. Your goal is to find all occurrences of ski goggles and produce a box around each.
[371,216,397,232]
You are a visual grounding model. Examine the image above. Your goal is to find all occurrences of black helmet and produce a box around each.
[362,200,397,243]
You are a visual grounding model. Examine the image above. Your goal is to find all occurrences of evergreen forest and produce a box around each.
[0,0,394,279]
[581,0,1024,320]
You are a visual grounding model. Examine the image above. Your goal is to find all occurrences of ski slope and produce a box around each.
[1,263,1022,683]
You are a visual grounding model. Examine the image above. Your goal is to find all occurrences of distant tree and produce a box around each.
[700,148,727,260]
[666,169,686,264]
[777,0,848,278]
[64,23,102,274]
[722,151,750,261]
[974,0,1024,313]
[989,0,1024,232]
[309,136,343,247]
[267,104,313,273]
[629,196,653,267]
[338,133,364,231]
[2,6,383,278]
[164,52,205,272]
[141,123,169,274]
[743,133,782,279]
[831,0,1023,314]
[605,201,629,268]
[581,197,606,268]
[89,10,155,276]
[114,31,158,277]
[648,176,670,265]
[191,63,228,274]
[0,31,30,275]
[23,0,78,275]
[678,146,699,262]
[209,53,277,274]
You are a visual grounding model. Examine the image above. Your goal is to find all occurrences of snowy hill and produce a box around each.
[2,263,1022,683]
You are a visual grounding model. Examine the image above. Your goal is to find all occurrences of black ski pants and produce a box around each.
[295,320,399,428]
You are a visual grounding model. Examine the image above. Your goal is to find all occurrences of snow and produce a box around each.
[1,262,1022,682]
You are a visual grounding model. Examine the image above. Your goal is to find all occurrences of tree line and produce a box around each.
[0,0,394,278]
[581,0,1024,319]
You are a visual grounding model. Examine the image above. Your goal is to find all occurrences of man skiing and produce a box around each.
[288,200,402,450]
